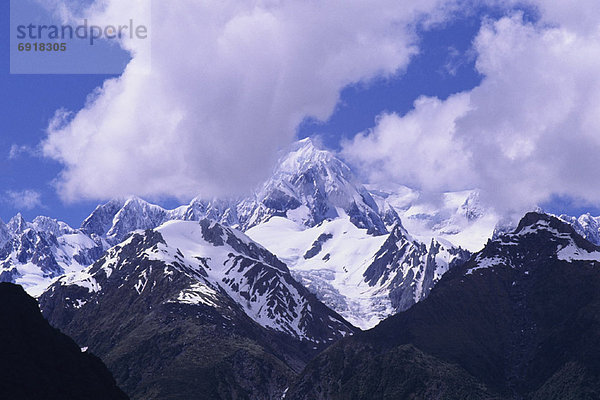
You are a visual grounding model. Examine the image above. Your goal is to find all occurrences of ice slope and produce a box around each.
[247,215,469,329]
[247,216,388,329]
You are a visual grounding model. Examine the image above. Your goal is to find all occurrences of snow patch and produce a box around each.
[174,282,219,307]
[558,243,600,262]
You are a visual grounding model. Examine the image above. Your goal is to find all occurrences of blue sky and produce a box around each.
[3,0,600,227]
[1,0,118,225]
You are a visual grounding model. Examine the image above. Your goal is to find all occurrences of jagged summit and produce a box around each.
[239,138,389,234]
[514,212,572,234]
[0,213,105,296]
[7,213,28,234]
[276,137,341,175]
[81,196,185,244]
[183,197,239,227]
[363,221,470,313]
[81,139,394,242]
[31,216,75,236]
[80,198,128,237]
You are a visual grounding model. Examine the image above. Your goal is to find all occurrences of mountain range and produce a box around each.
[3,139,600,329]
[0,138,487,329]
[3,139,600,398]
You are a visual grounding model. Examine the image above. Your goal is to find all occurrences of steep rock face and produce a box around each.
[363,223,470,312]
[238,138,389,235]
[7,213,29,234]
[32,215,75,236]
[39,220,355,399]
[80,199,128,237]
[0,282,127,400]
[288,213,600,400]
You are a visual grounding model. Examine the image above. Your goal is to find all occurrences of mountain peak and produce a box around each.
[31,216,74,236]
[277,137,340,176]
[238,139,388,234]
[559,213,600,247]
[81,197,173,243]
[7,213,28,234]
[292,136,316,149]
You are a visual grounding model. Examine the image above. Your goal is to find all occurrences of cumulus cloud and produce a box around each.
[343,94,473,194]
[5,190,43,210]
[343,9,600,215]
[41,0,463,202]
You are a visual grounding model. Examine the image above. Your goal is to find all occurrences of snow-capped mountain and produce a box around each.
[0,139,472,330]
[240,139,474,329]
[466,212,600,277]
[81,197,185,244]
[43,219,354,342]
[559,213,600,246]
[10,138,599,331]
[238,138,390,235]
[363,223,470,312]
[0,214,106,296]
[182,197,240,227]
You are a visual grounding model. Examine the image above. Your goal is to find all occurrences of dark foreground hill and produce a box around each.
[0,282,128,400]
[287,213,600,400]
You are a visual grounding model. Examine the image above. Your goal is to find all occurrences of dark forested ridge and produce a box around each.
[0,282,128,400]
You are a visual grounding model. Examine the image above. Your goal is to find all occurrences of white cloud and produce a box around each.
[343,11,600,215]
[342,94,473,194]
[532,0,600,34]
[8,144,39,160]
[6,190,43,210]
[41,0,461,202]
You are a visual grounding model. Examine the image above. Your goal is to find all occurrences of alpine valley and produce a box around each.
[3,139,600,399]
